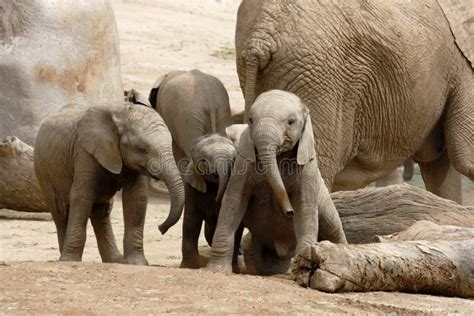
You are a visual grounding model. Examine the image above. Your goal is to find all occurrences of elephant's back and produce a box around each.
[157,70,232,155]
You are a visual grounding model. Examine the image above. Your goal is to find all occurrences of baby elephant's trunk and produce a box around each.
[254,127,294,216]
[216,163,231,203]
[150,155,185,234]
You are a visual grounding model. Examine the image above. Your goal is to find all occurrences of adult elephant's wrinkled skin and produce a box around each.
[236,0,473,203]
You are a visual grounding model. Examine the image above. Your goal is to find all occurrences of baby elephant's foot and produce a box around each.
[102,253,123,264]
[206,257,233,274]
[59,252,82,262]
[180,255,208,269]
[123,254,149,265]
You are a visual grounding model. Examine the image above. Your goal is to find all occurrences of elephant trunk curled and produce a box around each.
[149,153,185,234]
[254,124,294,216]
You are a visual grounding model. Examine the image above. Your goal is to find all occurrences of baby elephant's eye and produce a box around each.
[288,118,296,125]
[137,145,148,154]
[248,117,253,124]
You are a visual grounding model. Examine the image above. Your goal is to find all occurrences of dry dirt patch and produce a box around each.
[1,261,474,314]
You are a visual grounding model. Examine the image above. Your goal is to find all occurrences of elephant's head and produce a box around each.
[77,103,185,234]
[225,123,248,147]
[240,90,315,216]
[185,134,236,203]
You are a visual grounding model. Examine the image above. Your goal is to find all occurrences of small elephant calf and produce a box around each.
[207,90,347,275]
[34,102,185,264]
[181,134,244,271]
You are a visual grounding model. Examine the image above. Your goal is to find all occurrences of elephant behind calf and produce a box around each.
[34,102,184,264]
[148,69,242,270]
[236,0,473,203]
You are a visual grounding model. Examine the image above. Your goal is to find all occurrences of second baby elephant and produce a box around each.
[207,90,347,275]
[183,134,243,271]
[34,102,185,264]
[148,69,241,269]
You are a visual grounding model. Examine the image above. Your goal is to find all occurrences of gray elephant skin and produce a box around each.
[148,69,242,270]
[236,0,473,203]
[0,0,123,145]
[34,102,185,265]
[207,90,347,275]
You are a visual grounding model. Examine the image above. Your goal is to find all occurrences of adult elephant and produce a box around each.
[235,0,473,203]
[0,0,123,145]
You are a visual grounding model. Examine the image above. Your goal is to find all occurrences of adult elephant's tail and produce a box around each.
[243,54,259,118]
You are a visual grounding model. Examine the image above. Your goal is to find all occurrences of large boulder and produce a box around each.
[0,0,123,145]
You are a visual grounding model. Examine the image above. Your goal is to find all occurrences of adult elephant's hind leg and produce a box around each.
[90,199,123,263]
[445,75,474,182]
[419,151,462,204]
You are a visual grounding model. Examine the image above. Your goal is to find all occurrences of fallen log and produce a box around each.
[376,220,474,242]
[332,184,474,243]
[0,209,52,221]
[292,221,474,298]
[0,136,48,213]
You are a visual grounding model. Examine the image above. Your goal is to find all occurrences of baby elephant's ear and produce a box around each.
[77,107,123,174]
[237,127,256,163]
[184,160,207,193]
[297,113,316,165]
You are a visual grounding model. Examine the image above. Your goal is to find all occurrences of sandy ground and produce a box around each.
[1,0,474,314]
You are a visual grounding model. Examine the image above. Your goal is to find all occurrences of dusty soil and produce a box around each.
[2,261,474,314]
[1,0,473,314]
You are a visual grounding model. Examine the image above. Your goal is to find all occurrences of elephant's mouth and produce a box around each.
[146,169,161,181]
[281,135,293,153]
[203,173,219,184]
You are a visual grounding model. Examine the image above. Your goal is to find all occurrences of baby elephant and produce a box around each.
[149,69,241,270]
[207,90,347,275]
[34,102,185,264]
[182,134,243,270]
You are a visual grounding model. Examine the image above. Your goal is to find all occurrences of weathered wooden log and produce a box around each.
[376,220,474,242]
[292,221,474,298]
[0,209,51,221]
[332,184,474,243]
[0,136,48,213]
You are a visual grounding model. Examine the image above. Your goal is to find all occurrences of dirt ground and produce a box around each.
[1,0,473,314]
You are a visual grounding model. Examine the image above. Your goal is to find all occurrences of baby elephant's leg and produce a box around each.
[253,238,291,275]
[51,211,68,254]
[181,191,206,269]
[60,184,95,261]
[122,175,148,265]
[90,199,123,263]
